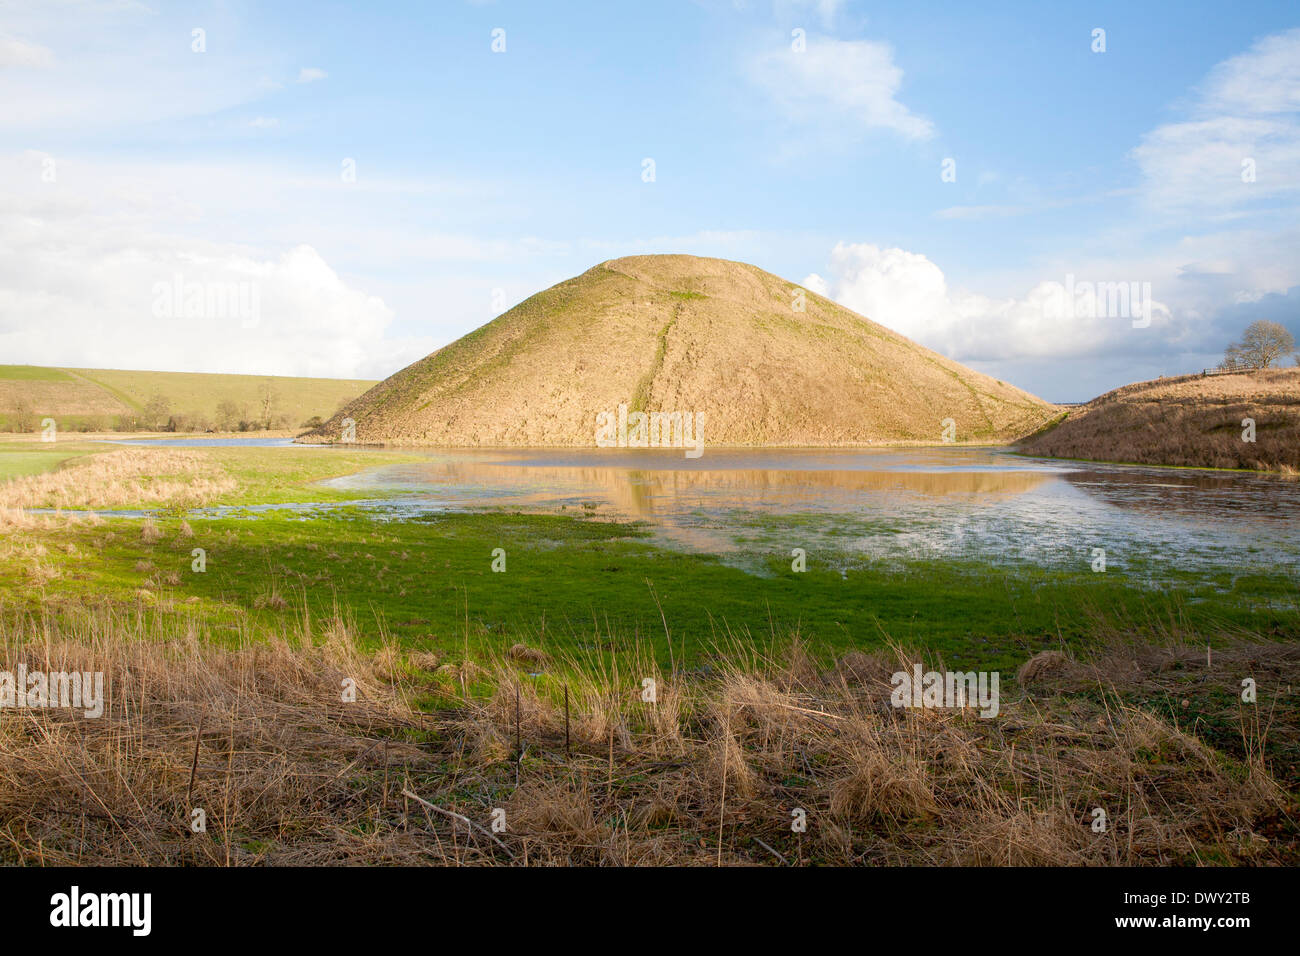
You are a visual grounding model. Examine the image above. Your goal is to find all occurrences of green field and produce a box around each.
[0,365,74,381]
[0,365,376,431]
[0,438,111,480]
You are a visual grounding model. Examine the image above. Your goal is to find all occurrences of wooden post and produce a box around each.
[186,717,203,810]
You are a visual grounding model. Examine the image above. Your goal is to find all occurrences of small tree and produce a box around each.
[1223,320,1295,369]
[215,399,242,432]
[257,380,279,430]
[141,394,172,430]
[7,400,37,433]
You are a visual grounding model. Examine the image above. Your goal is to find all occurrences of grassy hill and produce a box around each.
[1017,367,1300,470]
[0,365,376,432]
[307,254,1057,447]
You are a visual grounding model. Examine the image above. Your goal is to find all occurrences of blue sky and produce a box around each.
[2,0,1298,400]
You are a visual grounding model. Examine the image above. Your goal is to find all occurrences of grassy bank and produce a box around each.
[0,606,1293,866]
[1018,368,1300,471]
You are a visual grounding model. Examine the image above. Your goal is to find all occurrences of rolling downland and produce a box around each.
[0,365,375,430]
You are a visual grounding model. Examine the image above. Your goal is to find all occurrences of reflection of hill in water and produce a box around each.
[322,449,1300,572]
[1063,468,1300,522]
[410,460,1053,519]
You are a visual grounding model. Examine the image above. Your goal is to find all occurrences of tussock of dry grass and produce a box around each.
[1,609,1293,866]
[0,449,236,512]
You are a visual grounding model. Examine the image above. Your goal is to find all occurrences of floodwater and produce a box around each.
[104,437,298,448]
[311,447,1300,575]
[79,439,1300,574]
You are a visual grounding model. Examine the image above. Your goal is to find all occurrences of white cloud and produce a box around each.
[297,66,327,83]
[748,34,933,141]
[0,154,435,378]
[1133,28,1300,212]
[249,116,279,129]
[1199,28,1300,116]
[0,232,421,379]
[0,32,53,68]
[805,242,1175,363]
[811,28,1300,378]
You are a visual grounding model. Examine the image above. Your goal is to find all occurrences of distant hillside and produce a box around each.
[306,255,1057,447]
[0,365,376,432]
[1018,368,1300,471]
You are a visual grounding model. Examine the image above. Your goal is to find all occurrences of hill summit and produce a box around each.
[306,255,1056,447]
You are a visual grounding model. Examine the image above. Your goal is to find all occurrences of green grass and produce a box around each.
[0,440,105,480]
[200,446,427,505]
[11,506,1297,673]
[629,310,677,412]
[0,365,73,381]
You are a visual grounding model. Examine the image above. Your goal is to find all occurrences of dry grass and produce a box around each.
[1020,367,1300,470]
[0,448,236,512]
[306,254,1058,448]
[1,608,1293,866]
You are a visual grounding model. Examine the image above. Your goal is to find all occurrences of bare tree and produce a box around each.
[1223,320,1295,369]
[257,380,279,430]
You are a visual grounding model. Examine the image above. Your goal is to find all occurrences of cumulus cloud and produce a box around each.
[805,242,1173,363]
[0,236,416,378]
[748,34,933,141]
[0,153,432,378]
[805,30,1300,374]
